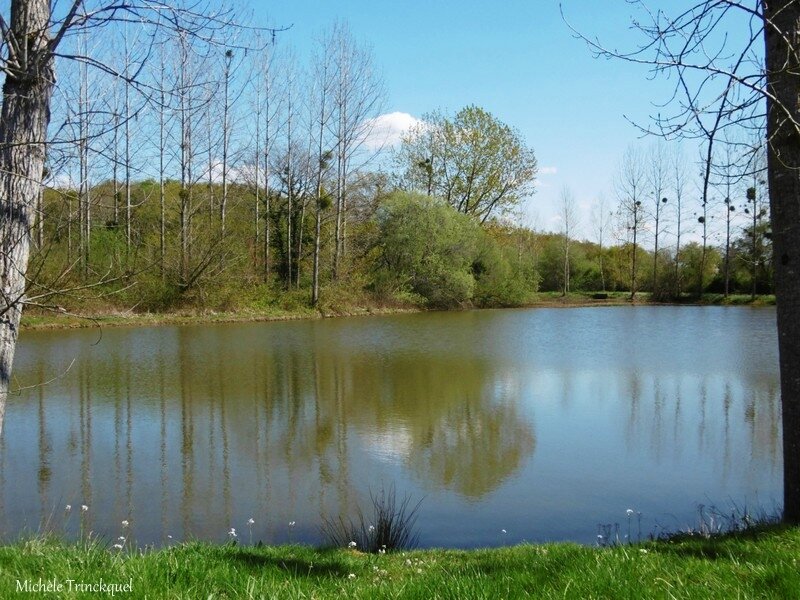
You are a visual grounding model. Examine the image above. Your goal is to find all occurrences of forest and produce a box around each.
[29,19,773,318]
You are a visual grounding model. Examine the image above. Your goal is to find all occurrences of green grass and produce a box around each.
[0,526,798,598]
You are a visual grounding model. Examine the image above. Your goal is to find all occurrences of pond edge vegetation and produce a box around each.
[20,290,777,332]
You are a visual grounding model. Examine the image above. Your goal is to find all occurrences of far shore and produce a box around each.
[19,292,776,333]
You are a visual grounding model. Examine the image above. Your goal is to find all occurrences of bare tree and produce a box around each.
[0,1,283,436]
[154,37,172,278]
[565,0,800,523]
[615,147,647,300]
[328,21,385,279]
[560,186,577,296]
[671,146,689,297]
[245,36,278,276]
[743,144,769,300]
[591,194,611,292]
[282,50,299,288]
[712,135,747,298]
[648,142,669,296]
[310,32,336,304]
[77,25,92,277]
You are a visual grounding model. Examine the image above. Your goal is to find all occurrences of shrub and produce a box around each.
[320,484,422,553]
[373,192,480,308]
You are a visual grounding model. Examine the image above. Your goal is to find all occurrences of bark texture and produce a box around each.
[0,0,55,435]
[764,0,800,523]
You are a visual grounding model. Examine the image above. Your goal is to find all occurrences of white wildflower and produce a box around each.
[626,509,635,517]
[348,541,357,548]
[228,528,237,538]
[348,573,356,580]
[248,518,255,525]
[81,505,89,512]
[121,520,129,528]
[113,543,123,550]
[65,505,72,512]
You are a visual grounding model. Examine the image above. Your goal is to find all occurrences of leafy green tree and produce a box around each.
[472,226,538,306]
[373,192,480,307]
[396,106,537,223]
[678,243,721,295]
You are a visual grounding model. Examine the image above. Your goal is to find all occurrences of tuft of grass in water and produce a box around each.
[0,525,798,598]
[320,484,421,553]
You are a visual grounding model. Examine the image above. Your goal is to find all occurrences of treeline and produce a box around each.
[536,233,772,298]
[27,16,772,316]
[31,174,771,316]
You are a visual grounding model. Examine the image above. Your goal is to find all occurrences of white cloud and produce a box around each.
[361,111,422,151]
[539,166,558,176]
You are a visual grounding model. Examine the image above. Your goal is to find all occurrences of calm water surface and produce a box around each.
[0,306,781,547]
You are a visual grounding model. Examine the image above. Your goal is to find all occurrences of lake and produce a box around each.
[0,306,781,548]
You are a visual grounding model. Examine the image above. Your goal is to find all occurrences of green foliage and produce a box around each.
[29,175,775,319]
[372,193,539,309]
[396,105,537,222]
[374,192,480,308]
[679,243,722,295]
[473,226,538,306]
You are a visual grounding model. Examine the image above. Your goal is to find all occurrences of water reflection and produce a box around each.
[0,307,782,547]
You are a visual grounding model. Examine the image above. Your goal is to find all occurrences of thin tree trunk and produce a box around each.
[631,226,637,299]
[159,73,166,279]
[652,200,660,294]
[179,34,192,284]
[284,77,295,288]
[724,195,732,298]
[79,28,90,277]
[752,210,757,299]
[296,195,305,289]
[220,51,232,239]
[674,189,682,297]
[124,36,132,257]
[333,113,344,279]
[113,85,120,226]
[312,190,322,305]
[254,85,261,259]
[263,144,270,282]
[36,187,44,249]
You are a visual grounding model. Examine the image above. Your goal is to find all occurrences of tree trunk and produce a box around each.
[312,195,322,305]
[0,0,55,436]
[764,0,800,524]
[220,51,232,240]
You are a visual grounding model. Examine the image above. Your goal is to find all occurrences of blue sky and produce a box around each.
[253,1,679,238]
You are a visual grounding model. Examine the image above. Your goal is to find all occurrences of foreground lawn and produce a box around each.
[0,526,797,599]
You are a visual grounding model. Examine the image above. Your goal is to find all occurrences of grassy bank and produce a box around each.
[19,292,776,332]
[0,526,797,598]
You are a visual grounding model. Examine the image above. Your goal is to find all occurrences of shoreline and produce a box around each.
[19,292,776,332]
